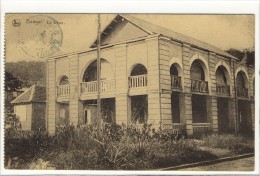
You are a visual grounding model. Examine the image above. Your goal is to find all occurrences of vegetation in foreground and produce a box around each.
[4,113,254,170]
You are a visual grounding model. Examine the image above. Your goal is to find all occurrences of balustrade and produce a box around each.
[216,84,230,95]
[81,79,115,94]
[129,75,147,88]
[191,79,208,93]
[171,75,182,90]
[193,123,212,134]
[57,85,70,96]
[237,87,248,98]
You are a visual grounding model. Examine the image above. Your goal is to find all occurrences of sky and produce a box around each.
[5,14,255,62]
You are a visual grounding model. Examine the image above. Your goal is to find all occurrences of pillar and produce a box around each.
[147,38,161,130]
[158,39,172,128]
[184,93,193,135]
[69,54,82,125]
[228,98,236,132]
[47,60,57,134]
[115,44,129,125]
[208,96,218,132]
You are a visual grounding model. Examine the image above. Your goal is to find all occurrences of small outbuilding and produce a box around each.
[11,84,46,131]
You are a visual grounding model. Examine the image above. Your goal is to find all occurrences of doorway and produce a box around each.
[217,98,229,133]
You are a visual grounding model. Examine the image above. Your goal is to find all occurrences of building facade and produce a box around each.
[46,15,255,135]
[11,84,46,131]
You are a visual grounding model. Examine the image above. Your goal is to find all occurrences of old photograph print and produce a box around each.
[4,14,255,171]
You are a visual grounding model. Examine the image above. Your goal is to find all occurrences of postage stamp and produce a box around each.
[0,0,259,175]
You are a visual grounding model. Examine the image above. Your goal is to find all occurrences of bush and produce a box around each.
[201,133,254,154]
[201,133,253,148]
[151,139,218,168]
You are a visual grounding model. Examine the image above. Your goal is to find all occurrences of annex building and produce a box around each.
[46,15,255,135]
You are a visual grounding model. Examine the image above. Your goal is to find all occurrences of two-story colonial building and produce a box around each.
[46,14,255,135]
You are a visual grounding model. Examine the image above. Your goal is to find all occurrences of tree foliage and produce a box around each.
[226,48,255,66]
[5,61,46,87]
[5,71,23,91]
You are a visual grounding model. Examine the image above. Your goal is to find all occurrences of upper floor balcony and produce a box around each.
[81,79,115,94]
[191,79,209,93]
[171,75,182,90]
[129,64,148,95]
[216,84,230,96]
[57,76,70,102]
[129,74,148,89]
[237,87,248,99]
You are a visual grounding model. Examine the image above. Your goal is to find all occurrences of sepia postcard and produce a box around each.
[0,0,259,175]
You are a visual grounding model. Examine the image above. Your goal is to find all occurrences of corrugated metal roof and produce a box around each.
[11,85,46,104]
[92,14,237,60]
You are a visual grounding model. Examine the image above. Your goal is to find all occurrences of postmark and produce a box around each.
[16,15,63,59]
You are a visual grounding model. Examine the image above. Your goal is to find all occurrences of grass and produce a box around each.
[200,133,254,155]
[4,124,255,170]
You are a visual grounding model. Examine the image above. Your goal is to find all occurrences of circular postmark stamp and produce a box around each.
[17,15,63,59]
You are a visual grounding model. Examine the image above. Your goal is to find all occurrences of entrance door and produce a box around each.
[217,98,229,133]
[238,100,251,134]
[84,105,97,125]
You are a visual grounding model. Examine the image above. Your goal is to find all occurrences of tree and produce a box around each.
[5,71,23,91]
[226,48,245,61]
[226,48,255,66]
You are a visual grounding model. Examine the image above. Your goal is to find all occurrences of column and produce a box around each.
[207,96,218,132]
[46,60,58,134]
[147,38,161,130]
[69,54,81,125]
[115,44,128,125]
[183,93,193,135]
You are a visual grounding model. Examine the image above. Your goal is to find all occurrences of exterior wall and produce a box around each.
[115,44,128,124]
[47,32,255,135]
[146,37,160,130]
[32,102,46,131]
[69,54,82,125]
[14,104,32,131]
[47,59,57,134]
[157,37,255,135]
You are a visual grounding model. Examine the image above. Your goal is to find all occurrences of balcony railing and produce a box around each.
[193,123,212,134]
[191,79,208,93]
[216,84,230,96]
[171,75,182,90]
[81,79,115,94]
[57,85,70,96]
[237,87,248,98]
[163,123,185,134]
[129,75,147,88]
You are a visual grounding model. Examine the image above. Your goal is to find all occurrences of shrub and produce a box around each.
[201,133,253,148]
[151,139,218,168]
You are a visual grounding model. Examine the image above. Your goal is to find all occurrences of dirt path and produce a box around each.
[176,156,254,171]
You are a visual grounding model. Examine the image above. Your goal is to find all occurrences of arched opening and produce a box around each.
[57,75,70,97]
[190,60,205,81]
[190,60,208,93]
[236,71,251,134]
[216,66,231,95]
[236,71,248,98]
[129,64,147,88]
[59,76,69,85]
[81,59,115,94]
[170,64,182,90]
[82,59,114,82]
[130,64,147,76]
[190,60,209,131]
[170,64,182,124]
[216,66,231,132]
